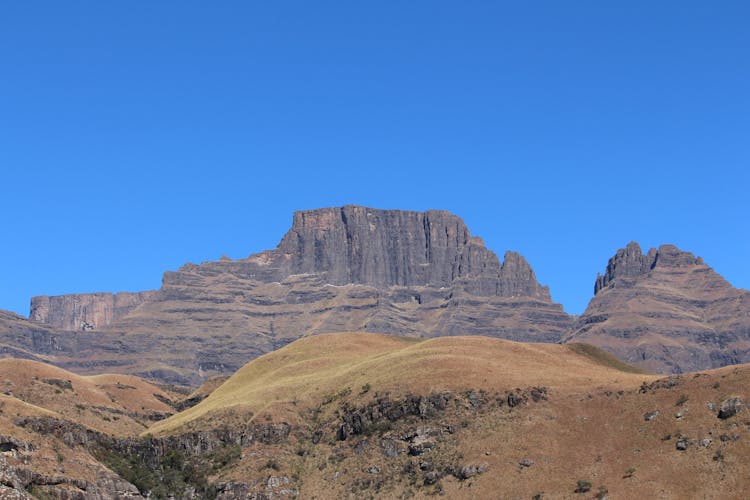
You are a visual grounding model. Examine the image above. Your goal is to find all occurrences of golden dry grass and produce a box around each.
[148,332,655,435]
[143,333,750,499]
[185,375,230,400]
[0,358,177,436]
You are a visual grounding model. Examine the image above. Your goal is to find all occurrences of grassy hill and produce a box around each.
[0,359,188,498]
[149,332,654,435]
[139,333,750,499]
[0,358,178,436]
[0,333,747,498]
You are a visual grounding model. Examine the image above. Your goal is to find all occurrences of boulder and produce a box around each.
[718,397,743,419]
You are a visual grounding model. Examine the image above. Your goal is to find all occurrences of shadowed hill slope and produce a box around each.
[0,309,60,361]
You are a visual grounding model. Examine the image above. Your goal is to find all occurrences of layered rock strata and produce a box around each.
[29,291,155,331]
[22,206,571,384]
[567,242,750,374]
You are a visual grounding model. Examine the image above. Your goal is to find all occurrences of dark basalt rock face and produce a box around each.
[274,207,551,298]
[594,241,659,295]
[19,206,570,384]
[593,242,705,295]
[568,242,750,374]
[161,206,552,300]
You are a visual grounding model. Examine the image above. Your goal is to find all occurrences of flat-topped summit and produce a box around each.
[175,205,550,299]
[278,206,484,290]
[279,206,550,297]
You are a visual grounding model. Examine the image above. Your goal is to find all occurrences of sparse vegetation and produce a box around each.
[27,486,55,500]
[363,420,392,436]
[676,394,689,406]
[207,444,241,469]
[93,445,216,499]
[263,457,281,471]
[575,480,592,493]
[624,467,636,478]
[148,333,655,436]
[567,343,650,374]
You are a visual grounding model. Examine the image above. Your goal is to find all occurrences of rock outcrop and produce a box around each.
[160,206,552,299]
[272,207,551,297]
[22,206,570,384]
[29,291,155,331]
[568,242,750,374]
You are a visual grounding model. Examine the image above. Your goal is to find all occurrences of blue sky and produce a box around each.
[1,2,748,316]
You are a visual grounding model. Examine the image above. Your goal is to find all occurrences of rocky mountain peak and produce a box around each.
[499,251,549,298]
[593,242,707,295]
[272,205,549,298]
[574,241,749,374]
[29,291,156,331]
[594,241,656,295]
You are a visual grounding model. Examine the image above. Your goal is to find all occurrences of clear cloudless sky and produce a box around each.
[1,2,748,316]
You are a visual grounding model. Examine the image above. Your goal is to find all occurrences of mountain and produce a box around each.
[3,210,750,497]
[21,206,571,385]
[8,207,750,382]
[567,242,750,374]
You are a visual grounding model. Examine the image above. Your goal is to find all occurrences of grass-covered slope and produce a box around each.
[0,358,178,436]
[138,333,750,499]
[149,332,652,435]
